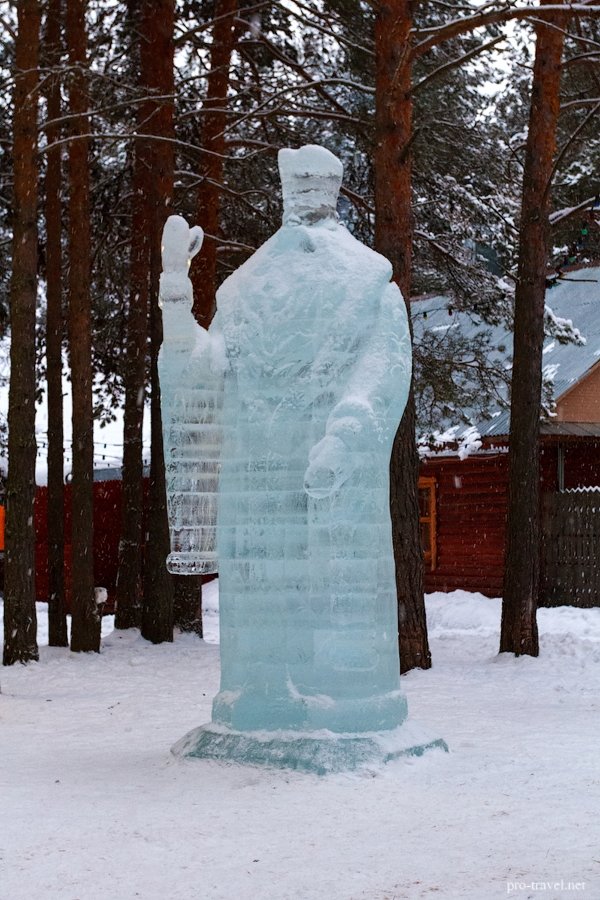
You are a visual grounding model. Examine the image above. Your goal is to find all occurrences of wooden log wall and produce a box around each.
[562,440,600,490]
[420,453,509,596]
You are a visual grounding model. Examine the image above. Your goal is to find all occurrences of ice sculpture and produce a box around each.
[159,217,222,574]
[162,146,446,773]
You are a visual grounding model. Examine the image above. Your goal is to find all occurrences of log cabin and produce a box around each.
[415,266,600,600]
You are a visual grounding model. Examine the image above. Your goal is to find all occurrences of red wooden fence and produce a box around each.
[34,478,130,610]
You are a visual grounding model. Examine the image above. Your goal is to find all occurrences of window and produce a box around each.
[418,477,437,570]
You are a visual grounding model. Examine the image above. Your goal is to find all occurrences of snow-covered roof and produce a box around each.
[413,266,600,440]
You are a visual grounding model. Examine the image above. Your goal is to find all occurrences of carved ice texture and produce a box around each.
[162,147,444,770]
[159,216,224,575]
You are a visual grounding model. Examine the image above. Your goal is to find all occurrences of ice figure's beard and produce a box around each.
[281,173,341,226]
[283,204,338,226]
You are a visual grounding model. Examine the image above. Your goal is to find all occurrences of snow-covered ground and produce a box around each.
[2,585,599,900]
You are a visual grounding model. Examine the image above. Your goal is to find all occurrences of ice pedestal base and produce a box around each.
[172,722,448,775]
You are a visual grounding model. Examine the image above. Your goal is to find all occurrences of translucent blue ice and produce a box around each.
[159,146,439,768]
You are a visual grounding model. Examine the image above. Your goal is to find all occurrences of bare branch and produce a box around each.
[549,193,599,226]
[561,95,600,108]
[413,5,600,59]
[275,0,375,58]
[216,77,374,139]
[564,50,600,65]
[40,95,176,131]
[415,230,468,268]
[38,131,272,162]
[174,1,270,42]
[547,100,600,194]
[413,34,506,93]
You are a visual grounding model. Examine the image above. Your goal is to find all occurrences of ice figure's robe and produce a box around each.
[204,219,412,733]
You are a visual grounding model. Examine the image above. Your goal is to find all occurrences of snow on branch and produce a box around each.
[544,305,586,346]
[417,425,482,460]
[550,194,599,226]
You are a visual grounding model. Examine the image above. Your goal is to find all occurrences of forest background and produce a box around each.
[2,0,600,667]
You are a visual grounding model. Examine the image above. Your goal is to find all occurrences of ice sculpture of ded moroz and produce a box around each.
[160,145,446,773]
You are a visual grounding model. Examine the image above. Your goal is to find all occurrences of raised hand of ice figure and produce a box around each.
[159,215,205,406]
[161,216,203,282]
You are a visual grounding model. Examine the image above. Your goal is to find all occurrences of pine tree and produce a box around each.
[3,0,41,667]
[374,1,431,673]
[115,0,153,631]
[501,2,568,657]
[190,0,239,327]
[43,0,68,648]
[141,0,176,644]
[67,0,99,653]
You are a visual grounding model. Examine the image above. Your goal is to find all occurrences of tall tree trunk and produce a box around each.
[140,0,175,644]
[143,306,174,644]
[67,0,99,653]
[44,0,68,648]
[114,156,149,629]
[374,0,431,673]
[114,0,152,630]
[3,0,41,667]
[500,3,567,657]
[175,0,239,635]
[190,0,238,327]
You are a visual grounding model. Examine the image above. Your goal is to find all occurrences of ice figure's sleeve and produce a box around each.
[304,281,411,499]
[158,216,225,575]
[162,322,225,576]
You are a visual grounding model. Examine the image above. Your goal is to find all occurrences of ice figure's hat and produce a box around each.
[278,145,343,225]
